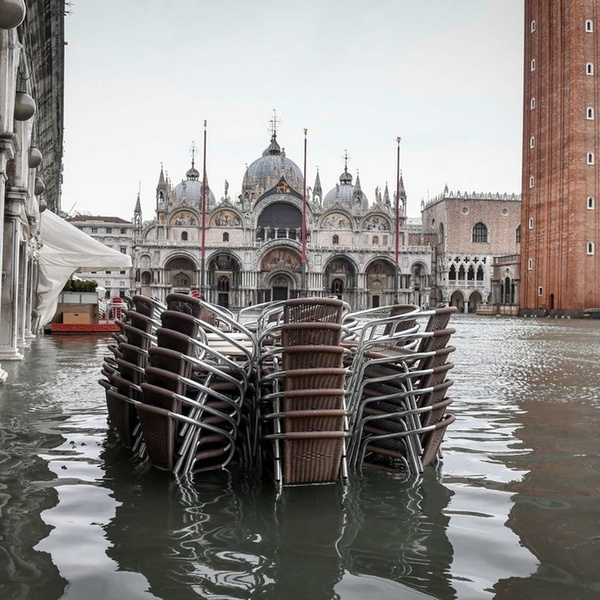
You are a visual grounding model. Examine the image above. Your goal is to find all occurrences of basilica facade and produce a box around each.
[132,134,433,311]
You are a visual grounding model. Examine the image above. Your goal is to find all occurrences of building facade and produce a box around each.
[521,0,600,314]
[0,0,65,381]
[131,134,433,311]
[66,215,135,298]
[421,188,521,313]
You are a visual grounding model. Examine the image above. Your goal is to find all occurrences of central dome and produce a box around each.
[244,135,304,195]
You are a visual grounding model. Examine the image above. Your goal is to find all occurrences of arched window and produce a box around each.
[588,152,595,165]
[587,241,595,255]
[331,278,344,297]
[467,265,475,281]
[527,258,533,270]
[217,276,230,309]
[531,59,536,71]
[586,62,594,75]
[477,265,484,281]
[333,234,339,245]
[529,175,535,188]
[372,235,379,245]
[530,97,536,109]
[587,106,595,120]
[586,19,594,32]
[587,196,595,209]
[530,136,535,148]
[472,222,488,243]
[516,224,521,243]
[217,276,230,292]
[181,231,188,241]
[502,276,511,303]
[448,264,457,281]
[458,264,466,280]
[223,232,229,242]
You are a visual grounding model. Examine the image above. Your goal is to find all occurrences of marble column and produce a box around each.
[0,136,16,381]
[0,186,26,361]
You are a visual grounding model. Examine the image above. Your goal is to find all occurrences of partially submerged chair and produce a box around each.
[345,305,457,475]
[258,297,350,488]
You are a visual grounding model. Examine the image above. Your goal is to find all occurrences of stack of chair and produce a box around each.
[99,295,163,451]
[99,293,254,475]
[135,293,254,474]
[346,306,457,475]
[258,297,351,488]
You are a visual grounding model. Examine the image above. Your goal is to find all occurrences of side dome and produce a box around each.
[323,167,367,207]
[244,134,304,196]
[173,162,216,208]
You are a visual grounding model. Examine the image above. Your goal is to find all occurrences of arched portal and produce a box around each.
[270,273,295,301]
[450,290,465,313]
[468,291,483,313]
[365,258,395,306]
[331,278,344,298]
[207,253,241,307]
[259,247,302,303]
[164,256,198,293]
[324,255,357,301]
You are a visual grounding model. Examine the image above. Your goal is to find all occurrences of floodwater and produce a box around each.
[0,315,599,600]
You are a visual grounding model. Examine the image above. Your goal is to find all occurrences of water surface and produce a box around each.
[0,316,599,599]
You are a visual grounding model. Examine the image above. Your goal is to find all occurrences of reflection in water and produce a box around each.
[340,468,455,598]
[0,320,599,599]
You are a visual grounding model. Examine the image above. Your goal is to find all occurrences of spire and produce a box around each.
[134,186,142,232]
[399,174,406,199]
[156,163,168,212]
[134,190,142,215]
[353,170,363,204]
[354,171,363,194]
[383,182,391,206]
[313,168,322,198]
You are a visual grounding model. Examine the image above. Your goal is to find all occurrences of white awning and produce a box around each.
[33,210,132,329]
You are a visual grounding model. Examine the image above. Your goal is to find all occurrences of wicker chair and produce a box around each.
[258,301,350,487]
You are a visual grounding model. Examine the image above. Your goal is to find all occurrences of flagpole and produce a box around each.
[201,120,207,298]
[301,128,308,296]
[395,136,401,302]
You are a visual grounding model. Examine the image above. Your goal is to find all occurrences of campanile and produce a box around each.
[521,0,600,313]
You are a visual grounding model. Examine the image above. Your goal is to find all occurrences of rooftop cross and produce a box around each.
[190,140,197,168]
[342,149,351,171]
[269,109,281,138]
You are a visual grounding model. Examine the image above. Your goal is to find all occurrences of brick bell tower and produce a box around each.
[521,0,600,314]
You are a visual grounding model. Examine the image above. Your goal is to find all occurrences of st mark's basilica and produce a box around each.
[132,129,432,311]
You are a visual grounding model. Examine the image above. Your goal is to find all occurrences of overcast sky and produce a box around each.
[60,0,524,220]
